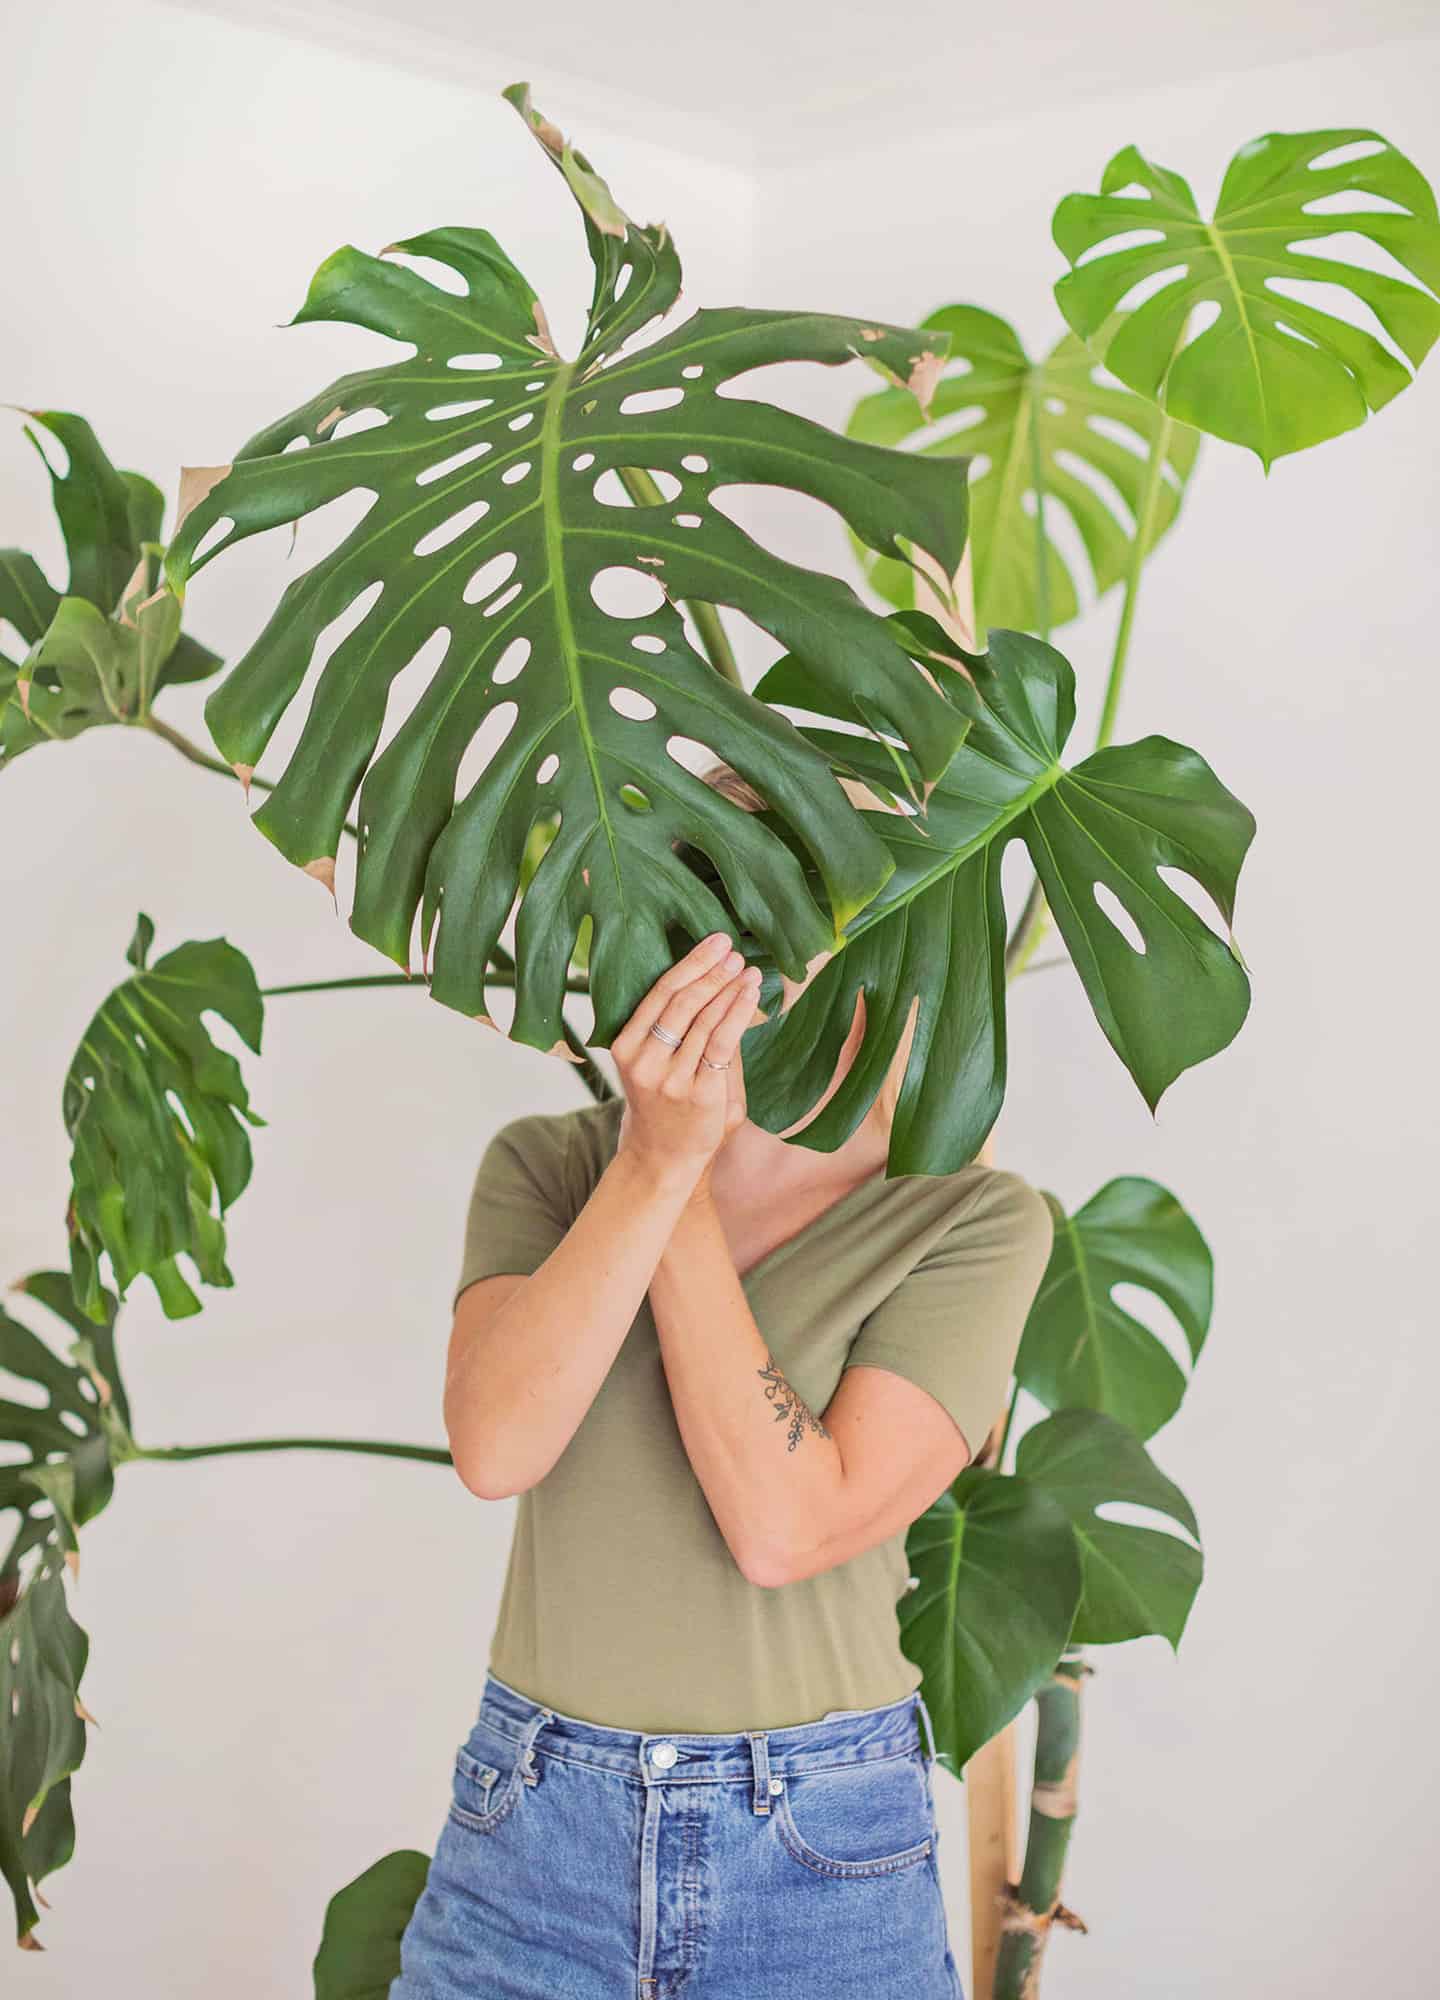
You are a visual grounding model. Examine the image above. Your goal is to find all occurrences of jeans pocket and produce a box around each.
[448,1721,529,1835]
[773,1747,935,1879]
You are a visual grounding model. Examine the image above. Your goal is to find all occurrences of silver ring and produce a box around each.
[649,1022,683,1048]
[700,1056,731,1071]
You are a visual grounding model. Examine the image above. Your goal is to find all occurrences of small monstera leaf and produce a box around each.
[1016,1408,1203,1647]
[0,1271,129,1948]
[746,619,1256,1172]
[1017,1177,1212,1440]
[64,914,265,1322]
[846,307,1199,634]
[902,1467,1081,1774]
[164,83,971,1051]
[1053,129,1440,468]
[1,414,221,765]
[314,1850,430,1999]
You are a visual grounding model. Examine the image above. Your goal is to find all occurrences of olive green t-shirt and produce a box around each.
[453,1096,1053,1733]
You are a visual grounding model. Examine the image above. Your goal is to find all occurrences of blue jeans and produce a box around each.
[391,1669,964,1999]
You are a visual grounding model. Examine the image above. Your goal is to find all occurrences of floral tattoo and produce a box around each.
[757,1353,831,1452]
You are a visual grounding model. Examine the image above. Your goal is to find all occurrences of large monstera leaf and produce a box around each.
[1053,129,1440,468]
[1017,1177,1213,1441]
[1015,1409,1203,1648]
[64,914,265,1322]
[164,84,971,1051]
[901,1467,1081,1774]
[746,618,1256,1172]
[0,1271,130,1947]
[846,308,1199,634]
[1,414,220,764]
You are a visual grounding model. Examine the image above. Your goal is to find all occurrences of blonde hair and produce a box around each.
[697,758,913,1132]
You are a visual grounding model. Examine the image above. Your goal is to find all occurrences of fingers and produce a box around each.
[612,931,733,1060]
[670,965,763,1089]
[619,940,751,1077]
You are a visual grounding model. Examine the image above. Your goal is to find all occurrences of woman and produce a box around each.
[392,809,1054,1999]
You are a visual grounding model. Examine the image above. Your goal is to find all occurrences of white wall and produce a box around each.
[750,35,1440,2000]
[1,6,1436,1995]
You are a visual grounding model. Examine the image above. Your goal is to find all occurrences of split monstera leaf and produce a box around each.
[63,915,266,1323]
[0,413,221,762]
[165,83,972,1053]
[844,307,1200,638]
[1052,127,1440,467]
[901,1175,1212,1770]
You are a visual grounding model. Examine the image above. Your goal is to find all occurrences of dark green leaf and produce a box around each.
[1053,129,1440,468]
[19,412,140,612]
[314,1850,430,1999]
[901,1467,1081,1774]
[64,922,265,1321]
[164,85,972,1048]
[747,622,1255,1169]
[0,1270,126,1949]
[1017,1177,1212,1438]
[1016,1408,1202,1647]
[847,307,1198,634]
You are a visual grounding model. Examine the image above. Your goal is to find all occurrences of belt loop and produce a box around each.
[519,1703,554,1788]
[747,1730,773,1815]
[914,1689,939,1769]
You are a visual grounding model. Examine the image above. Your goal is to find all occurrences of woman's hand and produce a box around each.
[612,931,762,1196]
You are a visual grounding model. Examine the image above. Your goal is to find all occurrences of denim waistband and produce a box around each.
[475,1670,938,1793]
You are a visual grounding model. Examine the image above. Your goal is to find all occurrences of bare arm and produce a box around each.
[649,1196,971,1586]
[443,931,762,1497]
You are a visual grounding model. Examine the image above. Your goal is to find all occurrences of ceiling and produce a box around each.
[173,0,1436,166]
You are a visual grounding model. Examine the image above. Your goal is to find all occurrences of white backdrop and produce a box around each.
[1,5,1436,1995]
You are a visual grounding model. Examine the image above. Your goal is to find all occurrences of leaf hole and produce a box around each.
[1072,227,1166,268]
[631,634,666,654]
[446,352,505,371]
[1092,881,1146,953]
[1110,264,1190,313]
[619,783,652,811]
[609,686,658,720]
[191,517,235,563]
[508,412,536,432]
[327,409,389,440]
[415,500,491,556]
[1156,864,1229,941]
[425,399,494,421]
[384,250,469,296]
[452,698,519,808]
[572,452,596,471]
[619,387,685,415]
[591,567,667,617]
[1303,188,1410,217]
[536,753,560,784]
[491,638,531,686]
[681,364,704,379]
[482,581,525,620]
[500,460,533,486]
[416,439,492,486]
[681,453,709,473]
[1307,138,1387,172]
[463,552,518,605]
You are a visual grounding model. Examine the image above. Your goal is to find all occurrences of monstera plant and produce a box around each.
[2,87,1435,2000]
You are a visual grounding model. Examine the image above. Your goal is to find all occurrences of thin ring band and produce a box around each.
[648,1022,684,1048]
[700,1056,731,1072]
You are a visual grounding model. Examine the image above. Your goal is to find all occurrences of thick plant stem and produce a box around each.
[1094,416,1171,753]
[616,467,743,687]
[140,1437,451,1466]
[992,1654,1092,2000]
[261,972,590,998]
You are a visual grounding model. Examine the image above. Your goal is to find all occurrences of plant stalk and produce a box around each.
[1094,416,1171,752]
[992,1654,1091,1999]
[139,1437,451,1466]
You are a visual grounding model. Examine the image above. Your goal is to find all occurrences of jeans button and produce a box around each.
[650,1741,678,1769]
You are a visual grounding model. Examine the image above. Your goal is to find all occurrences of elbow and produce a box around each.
[734,1537,804,1590]
[448,1433,540,1502]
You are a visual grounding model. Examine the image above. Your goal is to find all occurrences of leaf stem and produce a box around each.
[261,971,591,998]
[1094,415,1171,753]
[139,1436,451,1466]
[616,467,743,687]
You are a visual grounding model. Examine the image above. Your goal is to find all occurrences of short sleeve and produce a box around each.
[452,1116,574,1310]
[843,1171,1054,1456]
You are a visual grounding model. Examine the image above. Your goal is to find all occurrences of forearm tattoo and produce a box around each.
[757,1353,831,1452]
